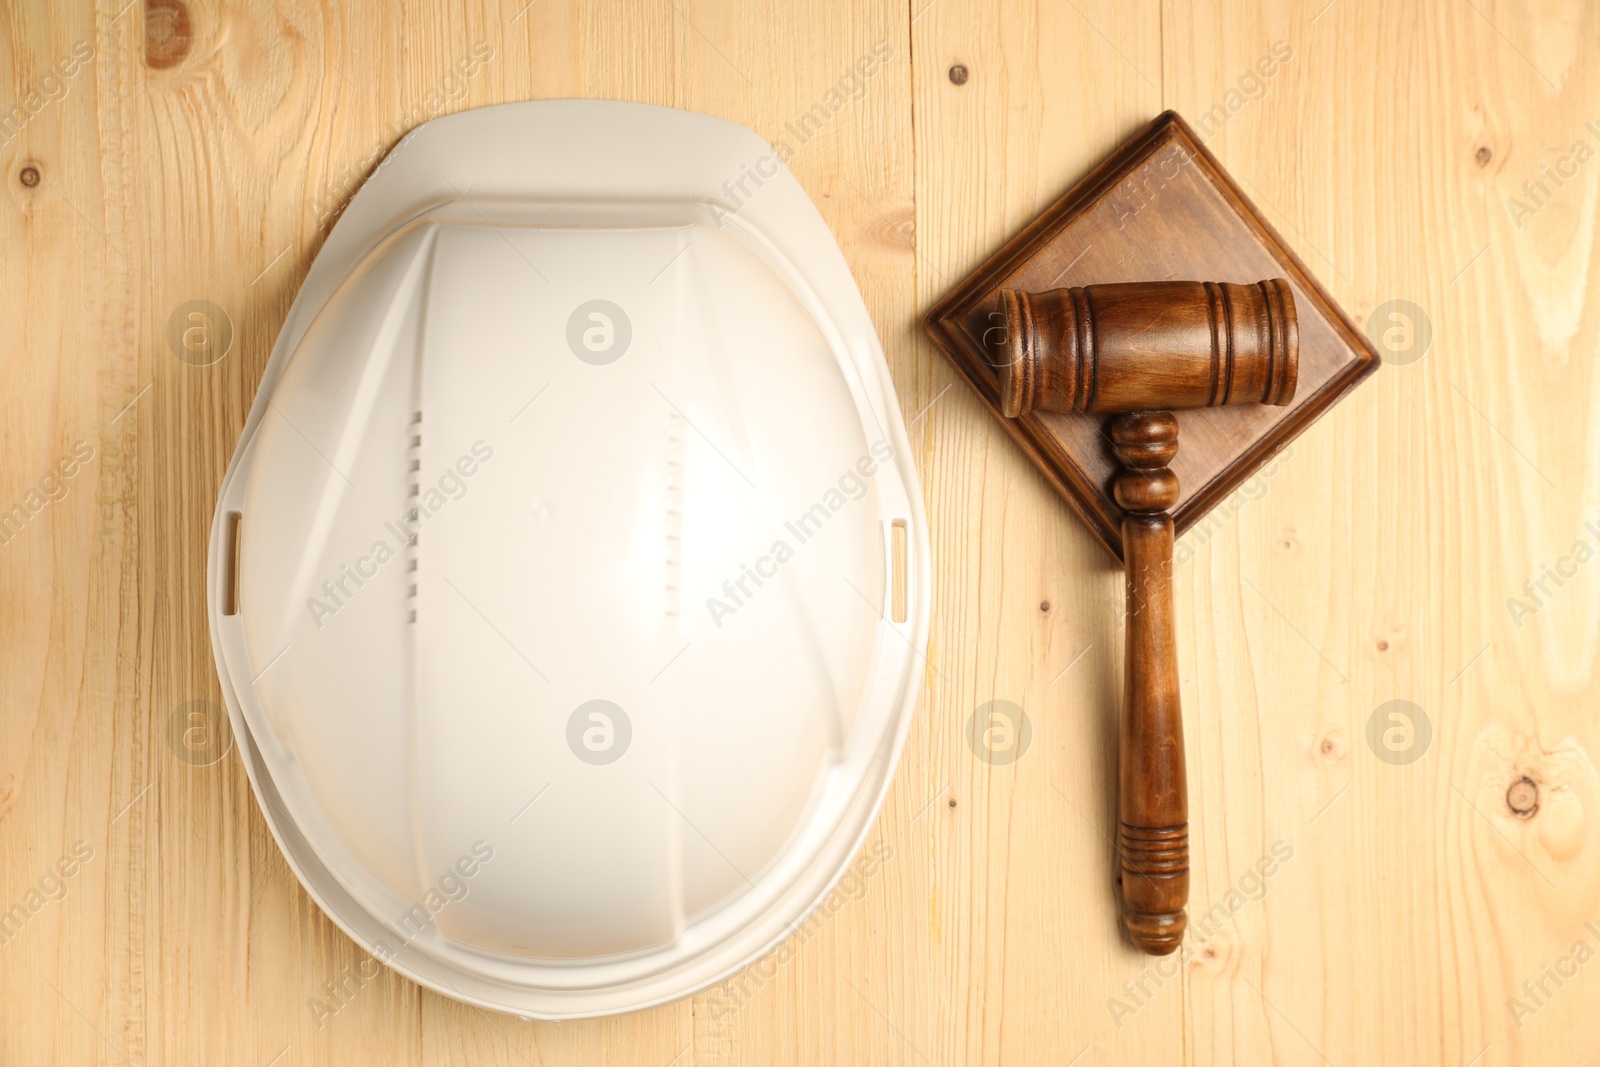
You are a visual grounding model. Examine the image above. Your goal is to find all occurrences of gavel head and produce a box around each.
[996,279,1299,418]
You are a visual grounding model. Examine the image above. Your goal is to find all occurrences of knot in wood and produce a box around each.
[1506,776,1539,818]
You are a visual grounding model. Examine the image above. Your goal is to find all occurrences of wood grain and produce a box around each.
[2,0,1597,1065]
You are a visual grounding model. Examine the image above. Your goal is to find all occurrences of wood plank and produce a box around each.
[911,1,1168,1064]
[1164,2,1600,1066]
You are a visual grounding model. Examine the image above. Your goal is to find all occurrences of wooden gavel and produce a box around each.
[997,279,1298,954]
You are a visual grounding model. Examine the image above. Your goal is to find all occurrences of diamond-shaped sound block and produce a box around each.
[925,111,1379,561]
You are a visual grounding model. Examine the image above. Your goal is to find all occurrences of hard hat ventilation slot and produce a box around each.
[663,413,687,618]
[407,409,422,624]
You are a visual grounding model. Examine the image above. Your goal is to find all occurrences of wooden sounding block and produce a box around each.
[925,112,1378,955]
[925,111,1377,560]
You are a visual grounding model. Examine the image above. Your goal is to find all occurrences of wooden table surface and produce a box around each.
[3,1,1596,1063]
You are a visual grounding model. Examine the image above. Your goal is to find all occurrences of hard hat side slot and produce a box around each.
[890,519,908,624]
[222,510,242,616]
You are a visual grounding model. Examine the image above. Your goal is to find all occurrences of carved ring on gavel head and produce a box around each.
[997,279,1298,955]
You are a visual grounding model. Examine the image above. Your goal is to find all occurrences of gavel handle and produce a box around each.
[1112,412,1188,953]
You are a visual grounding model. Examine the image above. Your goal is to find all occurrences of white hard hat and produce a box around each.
[207,100,929,1019]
